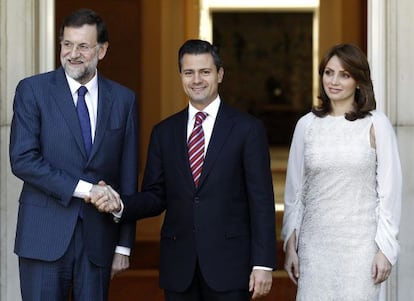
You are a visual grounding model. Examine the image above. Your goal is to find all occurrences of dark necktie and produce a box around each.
[188,112,207,187]
[77,86,92,157]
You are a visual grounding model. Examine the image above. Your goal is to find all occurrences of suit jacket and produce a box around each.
[9,67,138,267]
[122,102,276,292]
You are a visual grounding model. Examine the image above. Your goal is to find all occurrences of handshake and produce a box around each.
[84,181,122,214]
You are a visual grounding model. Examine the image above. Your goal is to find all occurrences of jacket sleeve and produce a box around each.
[243,119,276,269]
[116,94,140,249]
[9,79,78,205]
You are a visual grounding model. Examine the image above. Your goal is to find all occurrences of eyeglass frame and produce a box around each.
[60,40,100,54]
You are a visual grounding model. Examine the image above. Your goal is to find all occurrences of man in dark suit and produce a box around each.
[93,39,276,300]
[9,8,138,301]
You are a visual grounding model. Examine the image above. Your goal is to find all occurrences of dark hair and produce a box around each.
[312,43,376,121]
[59,8,109,44]
[178,39,222,72]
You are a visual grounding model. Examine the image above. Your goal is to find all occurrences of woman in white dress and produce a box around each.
[282,44,402,301]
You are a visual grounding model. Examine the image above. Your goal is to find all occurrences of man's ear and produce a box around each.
[98,42,109,60]
[218,67,224,83]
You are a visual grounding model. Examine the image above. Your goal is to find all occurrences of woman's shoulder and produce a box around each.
[370,110,388,119]
[290,112,316,138]
[369,110,398,138]
[370,110,393,126]
[296,112,316,127]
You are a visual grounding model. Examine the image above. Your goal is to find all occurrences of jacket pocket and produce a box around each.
[19,186,48,207]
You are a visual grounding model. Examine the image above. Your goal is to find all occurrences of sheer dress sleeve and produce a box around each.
[372,111,402,265]
[281,113,314,251]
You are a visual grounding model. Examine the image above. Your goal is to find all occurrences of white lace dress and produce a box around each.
[296,115,380,300]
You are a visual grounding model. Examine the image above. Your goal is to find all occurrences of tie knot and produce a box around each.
[78,86,88,97]
[195,112,207,125]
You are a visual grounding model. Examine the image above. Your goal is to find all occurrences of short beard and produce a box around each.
[61,56,98,84]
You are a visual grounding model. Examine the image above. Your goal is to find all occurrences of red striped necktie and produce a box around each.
[188,112,208,187]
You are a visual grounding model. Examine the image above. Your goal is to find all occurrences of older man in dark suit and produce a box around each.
[93,39,276,301]
[9,8,138,301]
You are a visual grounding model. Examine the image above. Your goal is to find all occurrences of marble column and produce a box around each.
[392,0,414,299]
[1,1,33,299]
[369,0,414,300]
[0,0,54,300]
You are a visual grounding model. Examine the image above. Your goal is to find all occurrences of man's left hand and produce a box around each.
[111,253,130,279]
[249,269,273,299]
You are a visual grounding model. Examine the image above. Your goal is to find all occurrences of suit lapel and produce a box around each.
[198,102,235,189]
[50,68,87,158]
[88,74,114,161]
[173,109,195,186]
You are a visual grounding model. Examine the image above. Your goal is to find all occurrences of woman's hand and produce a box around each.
[284,231,300,285]
[372,250,392,284]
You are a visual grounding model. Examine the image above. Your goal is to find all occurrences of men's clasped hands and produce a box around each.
[85,181,122,214]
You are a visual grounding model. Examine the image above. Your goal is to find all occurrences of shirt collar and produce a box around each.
[65,70,98,96]
[188,96,221,121]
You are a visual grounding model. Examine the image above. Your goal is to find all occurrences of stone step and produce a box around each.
[109,270,163,301]
[109,269,296,301]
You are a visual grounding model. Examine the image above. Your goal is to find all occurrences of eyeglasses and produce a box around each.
[60,41,99,54]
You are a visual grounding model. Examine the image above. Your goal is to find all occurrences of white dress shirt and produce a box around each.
[187,96,221,153]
